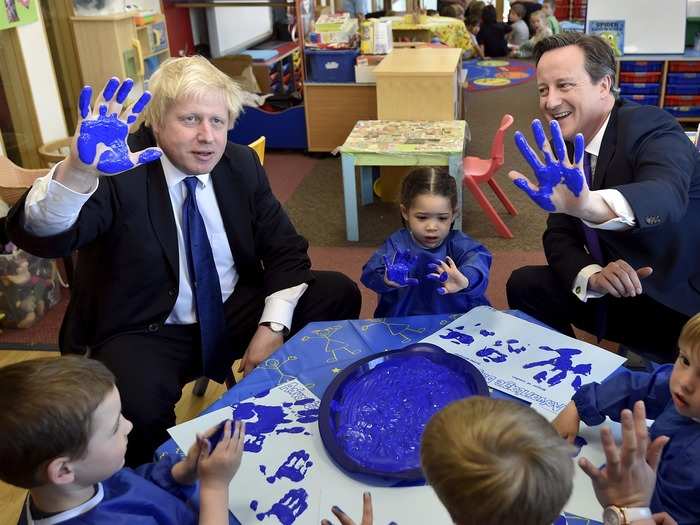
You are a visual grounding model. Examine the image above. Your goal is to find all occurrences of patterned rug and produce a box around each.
[464,58,536,92]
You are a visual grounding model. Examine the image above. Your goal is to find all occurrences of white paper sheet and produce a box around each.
[421,307,626,414]
[167,406,234,453]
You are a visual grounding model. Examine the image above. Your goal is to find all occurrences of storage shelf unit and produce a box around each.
[249,41,303,96]
[554,0,587,21]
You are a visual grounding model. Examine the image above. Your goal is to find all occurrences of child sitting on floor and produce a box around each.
[553,312,700,525]
[361,167,492,317]
[324,397,674,525]
[511,10,552,58]
[0,356,245,525]
[476,4,511,58]
[542,0,560,35]
[507,3,530,48]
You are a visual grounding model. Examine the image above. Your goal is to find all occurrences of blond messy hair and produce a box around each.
[143,55,243,130]
[679,312,700,358]
[421,397,574,525]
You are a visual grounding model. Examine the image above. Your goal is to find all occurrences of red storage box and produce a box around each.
[619,71,662,83]
[664,95,700,106]
[669,62,700,72]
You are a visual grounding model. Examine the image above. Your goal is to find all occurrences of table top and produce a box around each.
[339,120,467,155]
[374,47,463,77]
[158,313,600,525]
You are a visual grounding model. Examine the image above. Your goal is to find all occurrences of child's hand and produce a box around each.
[383,250,419,287]
[199,419,246,491]
[552,400,581,444]
[321,492,375,525]
[170,419,232,485]
[426,257,469,294]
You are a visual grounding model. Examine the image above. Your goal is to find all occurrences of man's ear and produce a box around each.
[599,75,613,97]
[45,456,76,486]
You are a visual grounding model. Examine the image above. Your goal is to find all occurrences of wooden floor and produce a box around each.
[0,350,232,525]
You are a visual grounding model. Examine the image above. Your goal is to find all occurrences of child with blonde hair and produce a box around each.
[553,312,700,525]
[0,356,245,525]
[510,10,553,58]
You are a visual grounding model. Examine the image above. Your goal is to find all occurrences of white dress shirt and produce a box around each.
[22,156,307,330]
[571,112,637,302]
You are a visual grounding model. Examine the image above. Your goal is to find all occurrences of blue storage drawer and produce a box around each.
[664,106,700,117]
[228,105,308,150]
[619,61,663,72]
[667,72,700,84]
[306,48,359,83]
[621,94,660,106]
[666,84,700,95]
[619,82,661,95]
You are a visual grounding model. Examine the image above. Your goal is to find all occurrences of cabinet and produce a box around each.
[249,42,303,96]
[70,12,170,95]
[617,53,700,123]
[553,0,587,21]
[374,48,463,120]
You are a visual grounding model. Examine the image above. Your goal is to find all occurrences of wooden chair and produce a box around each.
[462,114,517,239]
[37,137,72,168]
[192,136,266,397]
[0,156,75,285]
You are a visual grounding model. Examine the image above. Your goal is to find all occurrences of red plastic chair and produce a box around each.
[463,114,517,239]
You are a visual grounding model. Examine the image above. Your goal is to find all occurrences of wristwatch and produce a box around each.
[260,321,288,335]
[603,506,652,525]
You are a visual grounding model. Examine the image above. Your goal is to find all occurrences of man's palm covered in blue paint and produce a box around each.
[508,118,589,213]
[75,77,162,175]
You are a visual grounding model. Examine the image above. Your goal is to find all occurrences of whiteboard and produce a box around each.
[206,4,273,57]
[586,0,686,55]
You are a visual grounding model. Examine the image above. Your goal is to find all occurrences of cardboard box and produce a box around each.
[355,63,377,83]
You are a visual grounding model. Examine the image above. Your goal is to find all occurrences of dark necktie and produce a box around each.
[582,153,607,340]
[182,177,226,377]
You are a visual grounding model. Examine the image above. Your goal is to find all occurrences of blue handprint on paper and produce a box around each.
[476,347,508,363]
[383,249,419,286]
[439,326,474,345]
[266,450,313,484]
[513,119,585,211]
[523,346,592,389]
[77,78,160,174]
[256,488,309,524]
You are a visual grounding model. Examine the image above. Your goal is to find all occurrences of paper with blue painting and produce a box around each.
[420,306,625,415]
[169,380,324,525]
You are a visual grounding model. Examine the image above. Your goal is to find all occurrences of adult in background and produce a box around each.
[7,56,361,466]
[506,33,700,362]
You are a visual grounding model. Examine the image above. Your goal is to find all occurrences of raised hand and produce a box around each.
[321,492,376,525]
[74,77,161,176]
[426,256,469,294]
[509,119,588,213]
[383,249,419,287]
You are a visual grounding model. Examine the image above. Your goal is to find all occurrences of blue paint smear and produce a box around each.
[250,500,258,511]
[494,340,503,346]
[79,86,92,119]
[276,427,305,435]
[296,408,319,423]
[233,402,293,453]
[115,78,133,104]
[476,347,508,363]
[384,249,419,286]
[254,389,271,398]
[266,450,313,484]
[572,435,588,457]
[439,326,474,345]
[256,488,308,524]
[479,329,495,337]
[259,465,267,475]
[513,119,585,212]
[523,346,592,388]
[102,77,119,101]
[283,402,293,407]
[131,91,151,114]
[77,111,134,173]
[294,398,315,406]
[335,355,476,472]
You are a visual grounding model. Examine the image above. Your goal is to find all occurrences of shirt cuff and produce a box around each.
[259,283,309,330]
[581,189,635,231]
[572,264,605,302]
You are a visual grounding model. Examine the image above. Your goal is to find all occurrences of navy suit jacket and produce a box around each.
[544,98,700,316]
[6,126,313,378]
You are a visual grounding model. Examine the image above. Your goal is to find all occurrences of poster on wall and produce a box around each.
[0,0,38,31]
[588,20,625,56]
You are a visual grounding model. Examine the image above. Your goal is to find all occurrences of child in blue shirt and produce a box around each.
[361,167,492,317]
[0,355,245,525]
[553,313,700,525]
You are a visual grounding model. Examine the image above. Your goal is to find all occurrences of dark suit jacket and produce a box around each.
[544,98,700,317]
[6,126,313,374]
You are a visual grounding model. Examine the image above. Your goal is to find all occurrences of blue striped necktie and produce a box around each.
[182,176,226,374]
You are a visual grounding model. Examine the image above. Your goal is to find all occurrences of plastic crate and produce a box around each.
[663,106,700,117]
[619,61,663,72]
[669,61,700,72]
[228,105,308,149]
[665,84,700,95]
[621,94,660,106]
[664,95,700,106]
[619,71,662,83]
[619,82,661,95]
[306,48,359,83]
[667,72,700,84]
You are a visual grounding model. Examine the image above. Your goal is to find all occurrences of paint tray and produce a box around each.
[319,343,489,482]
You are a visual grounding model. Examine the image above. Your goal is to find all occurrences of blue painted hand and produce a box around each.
[383,249,419,287]
[76,77,161,175]
[508,119,587,213]
[426,256,469,295]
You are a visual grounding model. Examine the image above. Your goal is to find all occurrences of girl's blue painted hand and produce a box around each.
[75,77,162,175]
[508,119,588,213]
[383,250,419,287]
[426,256,469,295]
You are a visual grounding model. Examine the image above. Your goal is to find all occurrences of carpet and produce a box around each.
[464,58,536,92]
